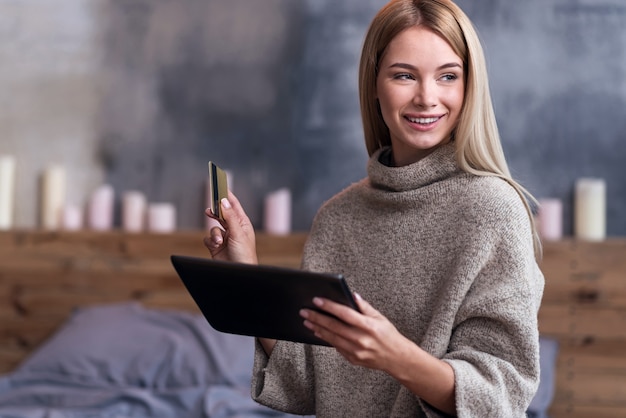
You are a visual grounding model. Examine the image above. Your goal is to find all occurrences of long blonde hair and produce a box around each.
[359,0,541,257]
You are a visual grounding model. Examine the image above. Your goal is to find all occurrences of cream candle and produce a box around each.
[122,191,146,233]
[574,178,606,241]
[41,165,66,230]
[88,184,115,231]
[537,198,563,241]
[264,188,291,235]
[0,155,16,230]
[147,203,176,233]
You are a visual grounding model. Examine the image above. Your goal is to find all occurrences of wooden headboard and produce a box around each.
[537,239,626,418]
[0,230,307,373]
[0,230,625,417]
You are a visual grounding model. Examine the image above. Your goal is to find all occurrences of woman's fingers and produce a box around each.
[309,296,376,327]
[204,225,224,249]
[300,295,399,368]
[299,298,366,345]
[204,191,258,264]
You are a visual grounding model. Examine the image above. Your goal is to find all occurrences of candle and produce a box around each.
[61,204,83,231]
[574,178,606,241]
[41,165,66,230]
[122,191,146,232]
[147,203,176,233]
[537,198,563,241]
[264,188,291,235]
[0,155,16,230]
[88,184,115,231]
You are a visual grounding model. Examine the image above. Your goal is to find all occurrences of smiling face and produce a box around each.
[376,25,465,166]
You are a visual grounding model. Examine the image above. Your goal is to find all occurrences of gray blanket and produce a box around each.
[0,303,304,418]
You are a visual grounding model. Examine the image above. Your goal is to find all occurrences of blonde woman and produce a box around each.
[206,0,544,416]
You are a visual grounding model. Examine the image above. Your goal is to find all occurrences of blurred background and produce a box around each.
[0,0,624,234]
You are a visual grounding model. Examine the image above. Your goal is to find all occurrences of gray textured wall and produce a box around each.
[98,0,626,234]
[1,0,625,235]
[457,0,626,236]
[96,0,379,230]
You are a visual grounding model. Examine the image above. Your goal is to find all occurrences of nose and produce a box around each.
[414,80,437,108]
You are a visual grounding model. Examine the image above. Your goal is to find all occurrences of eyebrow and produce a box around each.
[388,62,463,71]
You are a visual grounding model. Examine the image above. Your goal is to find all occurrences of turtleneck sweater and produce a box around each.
[251,143,544,418]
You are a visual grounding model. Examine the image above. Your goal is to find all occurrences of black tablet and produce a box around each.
[170,255,360,346]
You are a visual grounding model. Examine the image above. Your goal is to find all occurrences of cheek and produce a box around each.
[444,89,464,116]
[376,86,393,120]
[377,84,407,116]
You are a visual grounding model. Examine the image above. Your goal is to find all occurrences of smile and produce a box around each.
[406,116,441,125]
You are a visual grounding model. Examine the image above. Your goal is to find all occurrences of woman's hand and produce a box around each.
[300,295,456,415]
[204,190,258,265]
[300,294,405,372]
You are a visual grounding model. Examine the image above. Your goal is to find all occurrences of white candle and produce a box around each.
[41,165,66,230]
[61,204,83,231]
[574,178,606,241]
[122,191,146,233]
[537,198,563,241]
[264,188,291,235]
[0,155,16,230]
[147,203,176,233]
[88,184,115,231]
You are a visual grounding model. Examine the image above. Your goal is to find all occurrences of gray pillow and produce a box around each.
[16,302,256,389]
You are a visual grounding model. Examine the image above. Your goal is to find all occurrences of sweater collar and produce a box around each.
[367,142,460,192]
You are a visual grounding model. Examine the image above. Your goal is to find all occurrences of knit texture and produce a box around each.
[251,143,544,417]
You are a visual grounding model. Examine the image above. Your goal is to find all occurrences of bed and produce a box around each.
[0,230,309,417]
[1,230,625,417]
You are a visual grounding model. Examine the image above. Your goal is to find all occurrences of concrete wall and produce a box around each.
[0,0,104,228]
[1,0,624,235]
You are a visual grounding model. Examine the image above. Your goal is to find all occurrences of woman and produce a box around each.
[205,0,544,416]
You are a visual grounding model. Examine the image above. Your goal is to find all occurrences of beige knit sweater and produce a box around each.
[251,143,544,417]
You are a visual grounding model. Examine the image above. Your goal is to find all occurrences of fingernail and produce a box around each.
[313,297,323,307]
[221,198,231,209]
[299,309,309,318]
[354,292,362,300]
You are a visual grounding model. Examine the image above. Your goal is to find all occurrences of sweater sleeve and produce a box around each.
[251,339,317,415]
[422,188,544,417]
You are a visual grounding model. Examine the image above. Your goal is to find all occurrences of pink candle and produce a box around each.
[537,198,563,241]
[264,188,291,235]
[61,204,83,231]
[147,203,176,233]
[88,184,114,231]
[122,191,146,233]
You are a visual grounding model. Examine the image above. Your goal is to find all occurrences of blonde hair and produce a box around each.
[359,0,541,257]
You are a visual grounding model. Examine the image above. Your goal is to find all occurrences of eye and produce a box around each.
[439,73,458,82]
[393,73,415,81]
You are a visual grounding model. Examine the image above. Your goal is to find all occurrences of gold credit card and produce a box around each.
[208,161,228,220]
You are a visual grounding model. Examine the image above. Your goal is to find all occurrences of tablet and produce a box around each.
[170,255,360,346]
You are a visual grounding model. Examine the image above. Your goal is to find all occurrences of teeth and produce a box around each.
[408,116,439,124]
